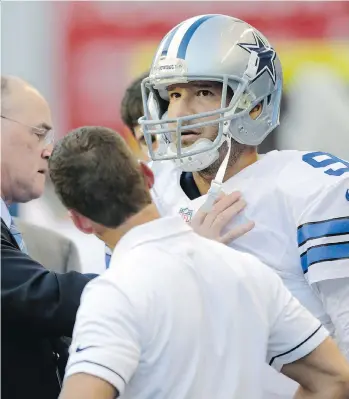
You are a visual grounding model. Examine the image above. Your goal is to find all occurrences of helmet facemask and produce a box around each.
[139,71,261,171]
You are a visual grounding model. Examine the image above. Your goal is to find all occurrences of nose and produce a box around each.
[42,143,53,159]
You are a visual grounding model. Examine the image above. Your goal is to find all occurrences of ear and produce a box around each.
[69,209,94,235]
[249,102,263,120]
[139,161,155,189]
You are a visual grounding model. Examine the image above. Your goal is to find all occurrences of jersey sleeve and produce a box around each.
[64,274,142,396]
[296,175,349,285]
[316,278,349,361]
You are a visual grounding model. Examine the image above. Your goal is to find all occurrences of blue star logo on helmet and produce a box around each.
[238,32,277,84]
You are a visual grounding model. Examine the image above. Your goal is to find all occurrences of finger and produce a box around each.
[219,220,255,244]
[212,191,227,205]
[204,192,242,226]
[213,191,242,212]
[190,207,207,228]
[192,192,227,227]
[211,199,247,232]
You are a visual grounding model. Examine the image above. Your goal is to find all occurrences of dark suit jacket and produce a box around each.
[1,219,96,399]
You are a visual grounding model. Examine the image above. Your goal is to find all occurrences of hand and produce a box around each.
[190,192,255,244]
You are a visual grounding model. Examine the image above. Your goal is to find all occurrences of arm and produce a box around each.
[294,176,349,358]
[295,173,349,284]
[60,374,118,399]
[260,261,349,397]
[60,273,141,399]
[282,337,349,398]
[316,278,349,360]
[1,232,96,337]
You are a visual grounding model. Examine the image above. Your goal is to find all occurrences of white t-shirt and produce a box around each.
[66,216,328,399]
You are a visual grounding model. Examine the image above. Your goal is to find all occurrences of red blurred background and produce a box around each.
[57,2,349,151]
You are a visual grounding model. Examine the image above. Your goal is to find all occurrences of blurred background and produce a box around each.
[2,1,349,273]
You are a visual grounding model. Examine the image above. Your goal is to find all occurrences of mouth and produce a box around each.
[181,130,200,142]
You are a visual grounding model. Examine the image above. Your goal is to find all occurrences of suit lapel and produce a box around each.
[1,218,21,250]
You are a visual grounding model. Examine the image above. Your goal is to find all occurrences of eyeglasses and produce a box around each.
[1,115,55,145]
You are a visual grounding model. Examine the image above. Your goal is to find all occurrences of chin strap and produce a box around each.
[200,51,259,212]
[200,136,231,212]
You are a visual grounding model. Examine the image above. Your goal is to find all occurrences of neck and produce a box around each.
[98,203,160,250]
[193,150,258,195]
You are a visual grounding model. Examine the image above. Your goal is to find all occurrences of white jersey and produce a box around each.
[66,217,327,399]
[151,150,349,331]
[150,150,349,398]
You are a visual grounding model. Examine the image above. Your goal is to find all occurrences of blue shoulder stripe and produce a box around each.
[300,241,349,273]
[298,217,349,247]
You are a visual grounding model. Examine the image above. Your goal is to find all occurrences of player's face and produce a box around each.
[167,81,229,148]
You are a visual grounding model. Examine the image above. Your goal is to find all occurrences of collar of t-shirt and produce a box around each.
[180,172,201,200]
[112,215,192,261]
[1,197,11,229]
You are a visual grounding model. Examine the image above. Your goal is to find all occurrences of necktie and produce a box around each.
[105,246,112,269]
[105,253,111,269]
[10,219,28,254]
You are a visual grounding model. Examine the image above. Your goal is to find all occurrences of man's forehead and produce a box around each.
[167,81,222,91]
[9,84,51,124]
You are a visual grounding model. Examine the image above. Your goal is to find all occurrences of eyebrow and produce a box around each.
[167,82,214,91]
[191,83,214,89]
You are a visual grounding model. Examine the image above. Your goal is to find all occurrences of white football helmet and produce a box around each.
[139,14,283,174]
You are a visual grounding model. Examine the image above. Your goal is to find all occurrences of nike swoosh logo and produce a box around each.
[346,189,349,201]
[76,345,96,353]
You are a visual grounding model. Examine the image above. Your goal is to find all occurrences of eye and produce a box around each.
[197,90,214,97]
[169,92,181,100]
[32,128,47,142]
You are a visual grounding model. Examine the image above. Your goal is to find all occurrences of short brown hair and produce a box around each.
[49,126,152,228]
[120,72,149,136]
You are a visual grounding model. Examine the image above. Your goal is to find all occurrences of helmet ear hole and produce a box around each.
[250,102,263,120]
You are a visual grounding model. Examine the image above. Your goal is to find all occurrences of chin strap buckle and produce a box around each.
[200,180,223,212]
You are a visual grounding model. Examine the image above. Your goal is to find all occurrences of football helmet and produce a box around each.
[139,14,283,173]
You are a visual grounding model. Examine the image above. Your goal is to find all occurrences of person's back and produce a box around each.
[119,222,267,398]
[65,216,326,399]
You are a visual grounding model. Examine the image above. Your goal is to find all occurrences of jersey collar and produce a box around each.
[113,215,192,260]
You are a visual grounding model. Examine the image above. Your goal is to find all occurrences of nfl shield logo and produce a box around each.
[179,207,193,223]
